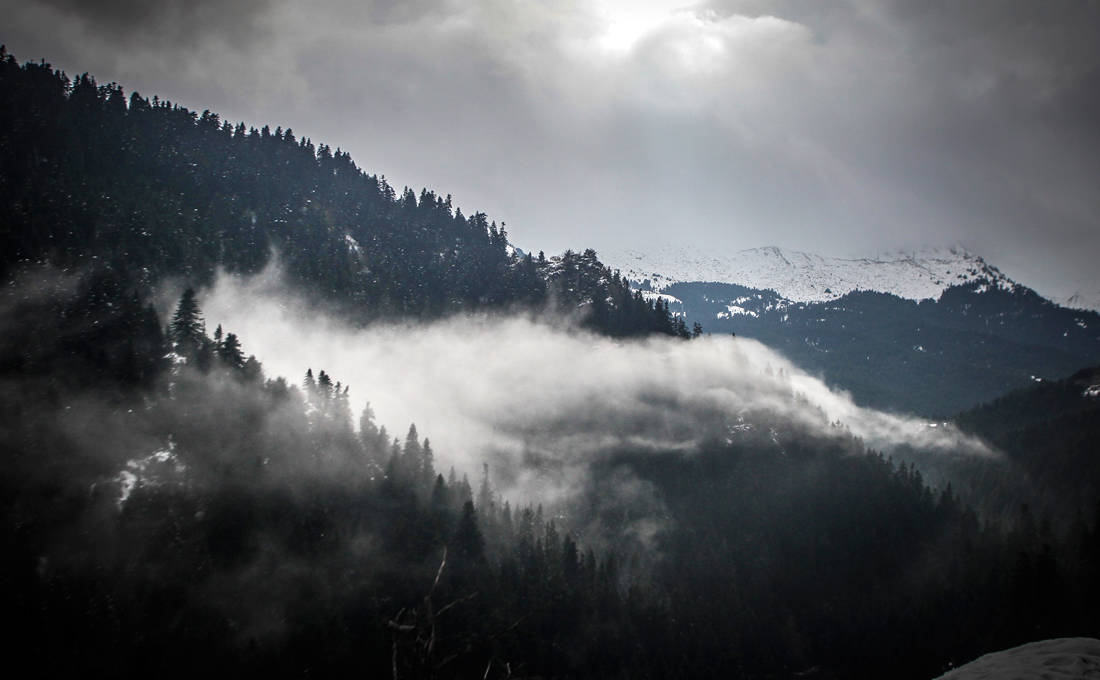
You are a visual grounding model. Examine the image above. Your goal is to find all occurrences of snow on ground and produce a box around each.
[600,243,1015,304]
[933,638,1100,680]
[106,440,186,509]
[718,303,759,319]
[640,290,684,316]
[639,290,682,306]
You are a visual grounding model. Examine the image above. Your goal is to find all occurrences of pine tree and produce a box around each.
[385,438,402,481]
[317,370,333,397]
[453,500,485,563]
[430,474,449,512]
[403,423,422,483]
[218,332,244,369]
[429,474,451,536]
[169,288,205,357]
[420,438,435,489]
[477,462,493,511]
[332,384,353,432]
[241,355,262,381]
[359,401,386,464]
[456,473,474,509]
[562,534,580,585]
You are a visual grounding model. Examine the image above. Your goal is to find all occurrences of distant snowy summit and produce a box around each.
[600,244,1019,304]
[1064,289,1100,313]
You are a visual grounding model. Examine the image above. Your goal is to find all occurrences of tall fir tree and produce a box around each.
[169,288,206,357]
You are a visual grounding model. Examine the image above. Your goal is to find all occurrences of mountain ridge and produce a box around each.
[594,240,1100,415]
[600,243,1043,307]
[1064,289,1100,313]
[0,51,686,339]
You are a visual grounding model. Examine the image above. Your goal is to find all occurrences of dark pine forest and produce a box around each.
[0,47,689,338]
[1,48,1099,679]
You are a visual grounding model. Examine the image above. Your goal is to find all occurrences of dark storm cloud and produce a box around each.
[698,0,1100,295]
[0,0,1097,301]
[35,0,274,45]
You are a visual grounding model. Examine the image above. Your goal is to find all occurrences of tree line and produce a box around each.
[0,47,691,338]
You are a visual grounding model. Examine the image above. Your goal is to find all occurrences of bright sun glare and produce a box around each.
[596,0,690,51]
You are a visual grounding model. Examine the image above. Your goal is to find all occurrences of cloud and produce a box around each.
[2,0,1097,301]
[33,0,275,47]
[198,264,996,508]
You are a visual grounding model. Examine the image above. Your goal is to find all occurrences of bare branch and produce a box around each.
[486,614,528,642]
[391,638,399,680]
[436,592,477,618]
[430,545,447,596]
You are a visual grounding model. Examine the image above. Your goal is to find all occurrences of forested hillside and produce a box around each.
[2,47,1099,679]
[0,48,686,338]
[951,365,1100,523]
[3,279,1098,678]
[662,280,1100,415]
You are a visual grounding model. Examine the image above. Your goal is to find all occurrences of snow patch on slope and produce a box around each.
[601,244,1015,304]
[639,290,681,306]
[101,439,187,510]
[933,637,1100,680]
[640,290,684,317]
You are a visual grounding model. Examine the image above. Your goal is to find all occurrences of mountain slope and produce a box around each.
[0,50,682,338]
[601,243,1100,415]
[951,364,1100,520]
[664,280,1100,415]
[5,270,1093,679]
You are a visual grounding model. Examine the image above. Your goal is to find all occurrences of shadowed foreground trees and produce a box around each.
[1,279,1097,678]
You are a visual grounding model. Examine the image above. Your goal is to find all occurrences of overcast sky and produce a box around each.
[3,0,1098,301]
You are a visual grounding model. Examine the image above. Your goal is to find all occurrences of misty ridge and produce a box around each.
[196,260,998,496]
[6,259,1073,679]
[2,257,997,536]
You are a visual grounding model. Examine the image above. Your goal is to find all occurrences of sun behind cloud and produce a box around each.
[595,0,692,51]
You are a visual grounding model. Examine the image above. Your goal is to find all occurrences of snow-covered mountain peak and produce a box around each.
[1063,290,1100,313]
[599,243,1016,304]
